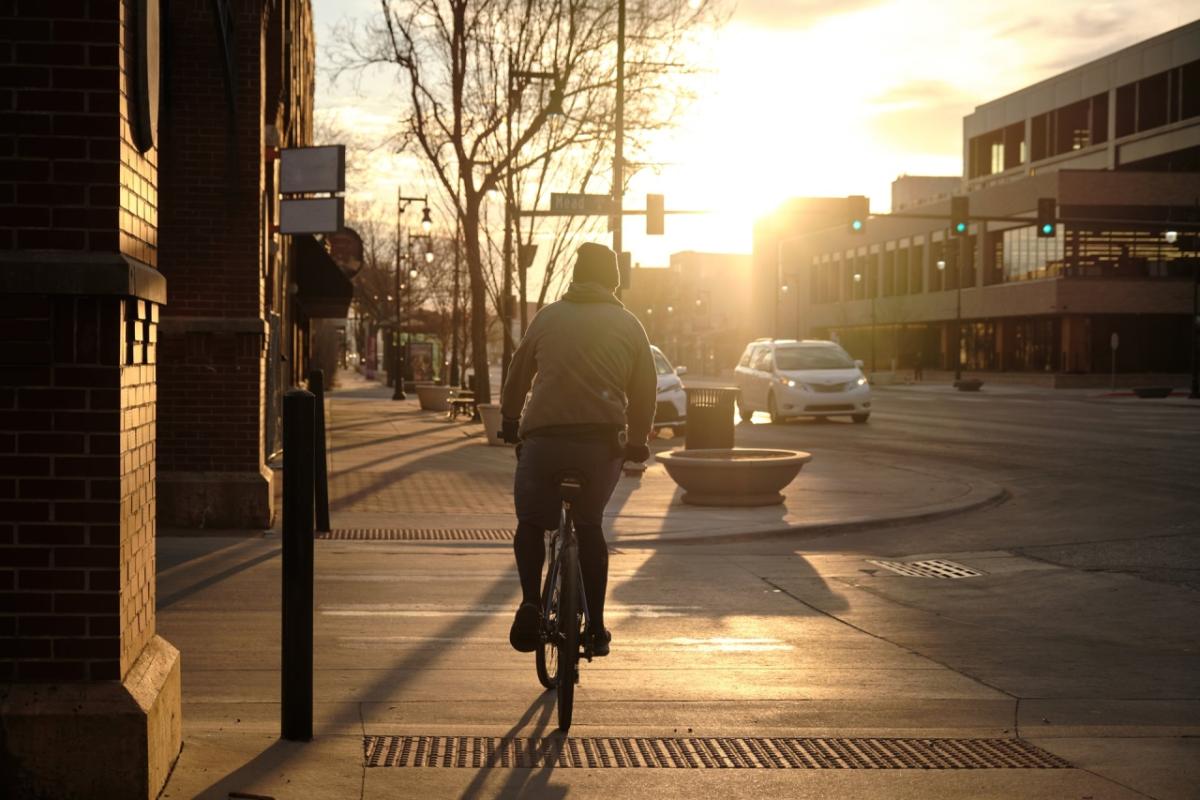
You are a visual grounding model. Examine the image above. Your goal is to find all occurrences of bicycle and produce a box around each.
[534,470,595,732]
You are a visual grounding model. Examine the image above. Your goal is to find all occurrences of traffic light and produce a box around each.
[847,195,868,234]
[950,196,969,236]
[1036,197,1056,238]
[646,193,664,235]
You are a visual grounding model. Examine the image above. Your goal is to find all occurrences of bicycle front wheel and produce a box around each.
[556,542,580,732]
[536,549,560,690]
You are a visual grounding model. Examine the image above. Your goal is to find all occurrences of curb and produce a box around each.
[612,481,1011,547]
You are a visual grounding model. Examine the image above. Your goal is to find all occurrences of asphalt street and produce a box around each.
[158,383,1200,799]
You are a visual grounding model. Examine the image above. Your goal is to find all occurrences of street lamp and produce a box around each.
[853,272,876,374]
[395,190,432,400]
[937,254,963,382]
[503,60,563,383]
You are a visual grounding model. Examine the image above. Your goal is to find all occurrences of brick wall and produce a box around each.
[158,331,264,474]
[0,293,159,682]
[0,0,157,263]
[157,0,264,318]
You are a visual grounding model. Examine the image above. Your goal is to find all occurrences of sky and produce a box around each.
[312,0,1196,268]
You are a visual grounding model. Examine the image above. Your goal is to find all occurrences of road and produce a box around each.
[159,385,1200,799]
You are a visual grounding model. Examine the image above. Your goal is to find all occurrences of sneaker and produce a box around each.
[509,602,541,652]
[591,628,611,657]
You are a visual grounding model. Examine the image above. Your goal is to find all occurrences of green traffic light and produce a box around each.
[852,220,863,231]
[954,222,966,233]
[1041,223,1053,235]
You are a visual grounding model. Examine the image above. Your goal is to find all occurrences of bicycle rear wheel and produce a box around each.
[536,547,560,690]
[556,541,580,732]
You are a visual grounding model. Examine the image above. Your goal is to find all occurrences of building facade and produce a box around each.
[765,20,1199,386]
[156,0,349,529]
[624,252,753,376]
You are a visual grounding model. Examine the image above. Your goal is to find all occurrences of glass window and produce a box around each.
[774,346,855,371]
[652,351,674,376]
[1116,83,1136,137]
[1031,113,1049,161]
[1091,92,1109,144]
[749,347,772,371]
[1138,71,1168,131]
[1183,59,1200,120]
[738,347,754,368]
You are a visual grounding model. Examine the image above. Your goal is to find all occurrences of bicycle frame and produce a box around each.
[546,503,591,657]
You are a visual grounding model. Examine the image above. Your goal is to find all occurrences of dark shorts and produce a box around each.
[514,435,624,531]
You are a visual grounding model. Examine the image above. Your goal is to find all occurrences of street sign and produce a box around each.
[281,145,346,194]
[550,193,613,215]
[280,197,344,234]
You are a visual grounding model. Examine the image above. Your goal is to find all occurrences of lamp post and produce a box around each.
[394,190,431,400]
[937,253,962,381]
[503,60,562,385]
[853,272,876,374]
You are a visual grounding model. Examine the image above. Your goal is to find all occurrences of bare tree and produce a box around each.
[331,0,722,402]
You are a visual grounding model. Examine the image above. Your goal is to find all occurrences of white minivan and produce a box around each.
[734,339,871,423]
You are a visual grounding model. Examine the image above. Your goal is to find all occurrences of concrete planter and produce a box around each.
[477,403,510,446]
[954,378,984,392]
[416,384,452,411]
[656,448,812,506]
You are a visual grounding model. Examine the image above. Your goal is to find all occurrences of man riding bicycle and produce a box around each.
[500,242,657,658]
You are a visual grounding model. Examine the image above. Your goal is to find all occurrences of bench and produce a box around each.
[447,392,477,420]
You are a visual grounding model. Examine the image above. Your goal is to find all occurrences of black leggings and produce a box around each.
[515,520,609,632]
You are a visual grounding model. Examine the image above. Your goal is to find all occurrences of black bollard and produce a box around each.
[308,369,331,533]
[282,388,315,742]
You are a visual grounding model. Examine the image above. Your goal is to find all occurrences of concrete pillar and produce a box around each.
[0,3,181,797]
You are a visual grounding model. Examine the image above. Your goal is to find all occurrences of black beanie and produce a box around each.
[572,242,620,289]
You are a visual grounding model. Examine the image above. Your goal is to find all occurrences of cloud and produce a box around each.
[732,0,883,29]
[871,79,972,109]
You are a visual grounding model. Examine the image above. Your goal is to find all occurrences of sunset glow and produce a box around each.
[314,0,1195,266]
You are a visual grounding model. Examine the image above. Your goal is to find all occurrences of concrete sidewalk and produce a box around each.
[326,370,1004,544]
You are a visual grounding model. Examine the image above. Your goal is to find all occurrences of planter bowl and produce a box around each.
[476,403,510,447]
[416,384,452,411]
[656,448,812,506]
[1133,386,1173,399]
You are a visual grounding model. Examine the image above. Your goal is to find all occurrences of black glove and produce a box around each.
[624,443,650,463]
[500,417,521,444]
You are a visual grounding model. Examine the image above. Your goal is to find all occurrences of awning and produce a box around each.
[295,234,354,318]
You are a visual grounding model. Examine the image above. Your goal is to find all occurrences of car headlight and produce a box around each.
[777,377,796,388]
[856,376,868,386]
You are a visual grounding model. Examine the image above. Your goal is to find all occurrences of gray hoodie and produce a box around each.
[500,282,657,444]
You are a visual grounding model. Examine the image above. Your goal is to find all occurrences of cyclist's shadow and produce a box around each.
[458,691,569,800]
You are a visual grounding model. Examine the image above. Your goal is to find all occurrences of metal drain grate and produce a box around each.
[363,736,1068,769]
[320,528,515,541]
[868,559,985,578]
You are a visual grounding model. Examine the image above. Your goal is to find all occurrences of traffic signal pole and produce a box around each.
[612,0,625,290]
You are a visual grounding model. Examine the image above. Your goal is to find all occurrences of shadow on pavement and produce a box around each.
[457,692,567,800]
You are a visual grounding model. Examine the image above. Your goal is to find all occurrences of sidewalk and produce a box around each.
[325,370,1004,544]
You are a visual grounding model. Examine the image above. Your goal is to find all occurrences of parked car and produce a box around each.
[651,345,687,431]
[734,339,871,423]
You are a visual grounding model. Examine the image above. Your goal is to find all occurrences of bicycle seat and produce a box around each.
[556,470,587,503]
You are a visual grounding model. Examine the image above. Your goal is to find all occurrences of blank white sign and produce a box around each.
[280,198,344,234]
[280,145,345,194]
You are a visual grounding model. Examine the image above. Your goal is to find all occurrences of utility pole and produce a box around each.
[450,216,461,387]
[956,229,968,382]
[393,187,405,400]
[612,0,626,284]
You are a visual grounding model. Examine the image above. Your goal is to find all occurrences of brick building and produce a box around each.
[157,0,349,529]
[1,0,349,795]
[1,1,180,797]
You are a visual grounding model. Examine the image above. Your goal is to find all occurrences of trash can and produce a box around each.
[684,386,740,450]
